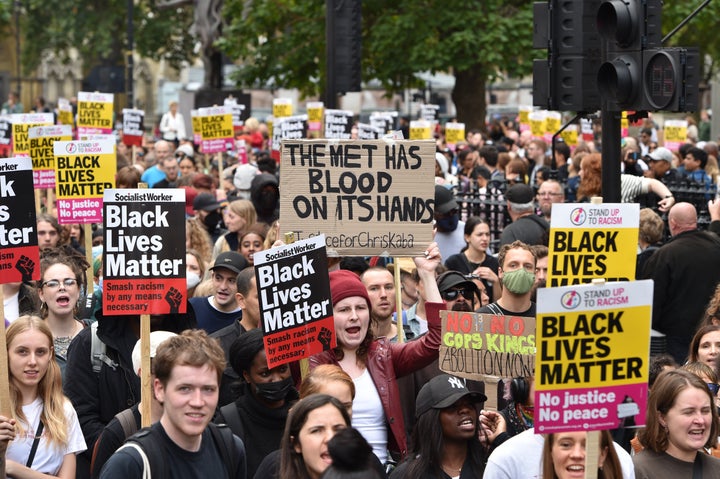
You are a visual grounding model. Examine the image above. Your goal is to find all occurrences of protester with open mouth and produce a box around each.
[633,369,720,478]
[389,374,490,479]
[278,394,351,479]
[310,242,444,466]
[38,251,87,378]
[542,429,622,479]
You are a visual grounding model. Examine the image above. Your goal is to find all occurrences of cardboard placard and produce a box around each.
[28,125,73,189]
[102,189,187,315]
[0,157,39,283]
[439,310,535,380]
[54,139,116,224]
[254,235,334,368]
[547,203,639,287]
[535,281,651,433]
[279,139,435,256]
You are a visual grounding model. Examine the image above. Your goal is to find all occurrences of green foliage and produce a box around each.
[16,0,195,74]
[219,0,534,127]
[662,2,720,81]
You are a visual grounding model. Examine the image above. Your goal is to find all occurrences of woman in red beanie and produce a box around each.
[310,242,445,467]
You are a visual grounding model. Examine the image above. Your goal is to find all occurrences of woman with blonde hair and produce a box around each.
[0,316,86,478]
[185,217,213,265]
[212,199,257,259]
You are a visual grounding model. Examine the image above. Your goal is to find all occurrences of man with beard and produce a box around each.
[437,271,480,312]
[477,241,536,318]
[530,245,548,302]
[536,179,565,223]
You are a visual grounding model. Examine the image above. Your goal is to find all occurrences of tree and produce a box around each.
[219,0,534,131]
[0,0,196,77]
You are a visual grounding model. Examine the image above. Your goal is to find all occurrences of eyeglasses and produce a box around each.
[42,278,78,289]
[708,383,720,395]
[441,287,474,301]
[538,192,563,197]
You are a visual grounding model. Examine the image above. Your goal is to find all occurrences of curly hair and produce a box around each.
[702,283,720,325]
[186,217,213,264]
[7,316,69,448]
[577,153,603,201]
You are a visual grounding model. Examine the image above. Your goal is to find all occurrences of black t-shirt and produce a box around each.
[99,422,246,479]
[476,302,536,318]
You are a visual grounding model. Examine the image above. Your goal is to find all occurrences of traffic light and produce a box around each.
[533,1,603,112]
[331,0,362,93]
[596,0,699,112]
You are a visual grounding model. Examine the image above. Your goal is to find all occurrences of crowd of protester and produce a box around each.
[2,105,720,478]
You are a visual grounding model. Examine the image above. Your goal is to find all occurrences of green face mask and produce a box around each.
[501,268,536,295]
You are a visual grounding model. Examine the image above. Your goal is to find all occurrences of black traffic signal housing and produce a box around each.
[533,0,603,112]
[596,0,699,112]
[331,0,362,94]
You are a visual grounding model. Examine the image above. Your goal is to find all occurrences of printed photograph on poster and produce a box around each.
[0,157,40,283]
[102,189,187,316]
[439,310,535,381]
[535,280,652,434]
[254,235,334,369]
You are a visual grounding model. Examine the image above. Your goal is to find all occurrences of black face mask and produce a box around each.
[203,210,222,230]
[254,376,293,402]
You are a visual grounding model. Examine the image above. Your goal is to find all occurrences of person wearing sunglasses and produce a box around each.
[437,271,481,312]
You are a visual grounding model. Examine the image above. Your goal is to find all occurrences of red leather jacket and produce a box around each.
[309,300,445,460]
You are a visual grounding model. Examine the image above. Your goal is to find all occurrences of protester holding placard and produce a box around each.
[634,369,720,478]
[39,252,88,377]
[2,316,86,478]
[541,430,623,479]
[310,242,444,464]
[477,241,536,318]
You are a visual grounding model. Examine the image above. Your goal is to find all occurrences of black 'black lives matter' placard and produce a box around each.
[103,189,186,315]
[0,157,39,283]
[255,235,334,368]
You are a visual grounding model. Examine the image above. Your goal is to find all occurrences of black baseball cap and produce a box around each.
[415,374,486,417]
[435,185,458,215]
[193,193,222,212]
[437,271,478,295]
[209,251,248,274]
[506,183,534,203]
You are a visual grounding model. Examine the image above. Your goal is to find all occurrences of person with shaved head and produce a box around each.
[642,202,720,363]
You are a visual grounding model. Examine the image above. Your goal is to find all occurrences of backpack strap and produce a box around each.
[126,428,164,479]
[91,321,119,373]
[114,408,139,440]
[208,423,239,479]
[218,403,245,440]
[116,442,151,479]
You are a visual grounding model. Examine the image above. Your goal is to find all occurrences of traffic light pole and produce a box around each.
[601,110,622,203]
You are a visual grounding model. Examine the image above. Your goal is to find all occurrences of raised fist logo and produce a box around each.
[165,287,183,314]
[318,327,333,350]
[15,255,35,282]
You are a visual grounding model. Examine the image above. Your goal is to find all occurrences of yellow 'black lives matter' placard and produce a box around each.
[547,203,639,287]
